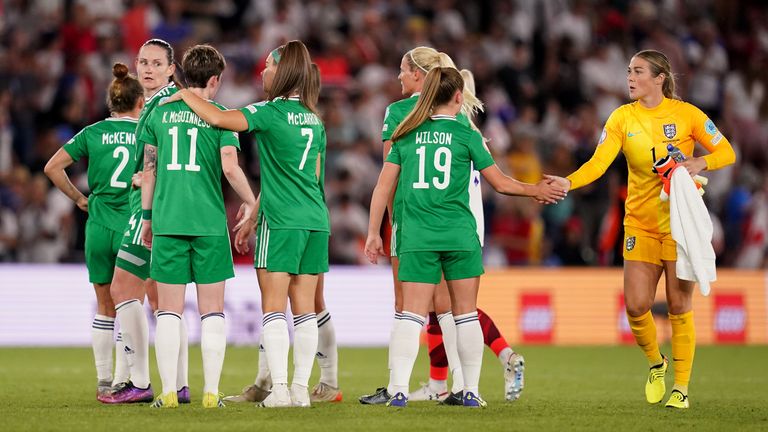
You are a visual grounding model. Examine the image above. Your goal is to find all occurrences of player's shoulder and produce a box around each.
[241,99,272,115]
[387,97,416,113]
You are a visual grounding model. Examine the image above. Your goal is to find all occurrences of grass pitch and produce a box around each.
[1,345,766,431]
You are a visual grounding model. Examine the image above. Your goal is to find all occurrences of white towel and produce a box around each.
[668,168,717,296]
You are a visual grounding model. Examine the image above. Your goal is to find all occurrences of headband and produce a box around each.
[271,48,281,64]
[409,51,428,73]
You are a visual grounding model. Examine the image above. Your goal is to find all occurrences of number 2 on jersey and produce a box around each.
[167,126,201,172]
[110,146,130,188]
[413,146,451,190]
[299,128,313,170]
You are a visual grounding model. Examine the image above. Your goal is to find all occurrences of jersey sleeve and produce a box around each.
[137,110,159,146]
[385,142,401,165]
[62,128,89,161]
[567,108,624,190]
[238,101,272,133]
[687,103,736,170]
[219,130,240,150]
[467,131,494,171]
[381,104,401,142]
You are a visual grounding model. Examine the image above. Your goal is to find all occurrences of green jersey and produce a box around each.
[385,115,494,252]
[239,97,329,231]
[130,82,178,212]
[139,99,240,236]
[381,94,471,225]
[63,117,137,232]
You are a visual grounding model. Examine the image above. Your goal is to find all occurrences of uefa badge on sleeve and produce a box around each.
[626,236,636,251]
[663,124,677,139]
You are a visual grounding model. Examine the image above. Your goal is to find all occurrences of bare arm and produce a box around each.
[480,164,566,203]
[364,162,400,263]
[163,89,249,132]
[221,146,257,212]
[382,139,399,223]
[44,148,88,212]
[139,144,157,248]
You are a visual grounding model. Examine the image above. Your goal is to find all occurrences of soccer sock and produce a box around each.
[627,310,663,366]
[388,311,425,396]
[200,312,226,395]
[292,313,318,388]
[497,347,514,367]
[115,299,150,389]
[427,312,449,387]
[438,312,464,394]
[254,333,270,387]
[387,312,402,371]
[155,311,181,395]
[113,332,130,385]
[262,312,289,385]
[316,310,339,388]
[478,308,512,356]
[177,316,189,390]
[91,315,115,383]
[455,311,483,396]
[669,311,696,394]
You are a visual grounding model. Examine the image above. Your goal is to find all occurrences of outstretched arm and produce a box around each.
[480,164,567,203]
[161,89,249,132]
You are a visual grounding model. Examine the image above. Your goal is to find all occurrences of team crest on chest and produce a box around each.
[625,236,636,251]
[663,123,677,139]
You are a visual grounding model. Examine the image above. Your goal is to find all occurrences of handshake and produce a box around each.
[652,155,708,202]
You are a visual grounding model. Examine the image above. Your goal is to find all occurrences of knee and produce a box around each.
[667,298,691,315]
[625,301,652,318]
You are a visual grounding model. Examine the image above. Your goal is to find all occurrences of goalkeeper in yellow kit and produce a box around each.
[548,50,735,409]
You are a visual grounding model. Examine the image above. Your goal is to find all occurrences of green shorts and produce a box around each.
[84,220,122,284]
[390,220,400,258]
[254,218,329,274]
[398,248,484,284]
[150,234,234,284]
[115,211,150,280]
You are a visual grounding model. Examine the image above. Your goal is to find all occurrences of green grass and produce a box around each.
[1,346,767,431]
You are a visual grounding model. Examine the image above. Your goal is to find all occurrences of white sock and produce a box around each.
[292,313,318,388]
[428,378,447,393]
[262,312,289,385]
[254,333,270,387]
[177,315,189,390]
[455,311,483,396]
[115,299,150,388]
[155,311,181,395]
[437,312,464,394]
[91,315,115,383]
[388,311,424,396]
[316,310,338,387]
[113,332,130,385]
[200,312,226,395]
[498,346,514,366]
[387,312,402,370]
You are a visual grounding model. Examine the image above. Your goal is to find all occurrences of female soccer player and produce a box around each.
[105,39,190,404]
[547,50,736,409]
[44,63,144,401]
[163,40,329,408]
[360,47,524,405]
[365,67,565,407]
[139,44,257,409]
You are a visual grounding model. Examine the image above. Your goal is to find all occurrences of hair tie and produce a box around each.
[271,48,281,64]
[409,51,428,73]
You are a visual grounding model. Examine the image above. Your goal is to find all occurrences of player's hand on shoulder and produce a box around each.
[159,90,184,106]
[364,235,385,264]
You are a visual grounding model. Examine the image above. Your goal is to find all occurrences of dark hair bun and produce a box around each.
[113,63,129,80]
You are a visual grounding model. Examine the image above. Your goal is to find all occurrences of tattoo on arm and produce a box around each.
[144,145,157,176]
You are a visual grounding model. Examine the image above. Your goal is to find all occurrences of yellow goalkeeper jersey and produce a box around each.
[567,97,735,234]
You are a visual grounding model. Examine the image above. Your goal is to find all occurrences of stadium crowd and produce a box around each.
[0,0,766,268]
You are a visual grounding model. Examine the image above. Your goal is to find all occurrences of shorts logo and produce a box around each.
[663,124,677,139]
[626,236,636,251]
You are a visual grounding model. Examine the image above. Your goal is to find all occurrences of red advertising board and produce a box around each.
[520,293,553,343]
[713,294,747,343]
